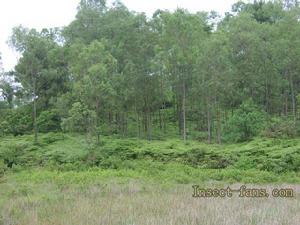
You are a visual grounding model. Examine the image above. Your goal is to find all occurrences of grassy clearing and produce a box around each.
[1,134,300,224]
[1,178,300,225]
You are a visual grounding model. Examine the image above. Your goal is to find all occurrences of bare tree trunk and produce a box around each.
[33,95,37,143]
[159,109,162,130]
[148,111,152,140]
[32,75,38,144]
[217,105,222,144]
[182,82,187,143]
[108,110,113,135]
[159,70,164,132]
[285,91,288,116]
[289,75,296,123]
[177,97,183,136]
[163,101,166,133]
[207,99,211,144]
[95,99,100,145]
[138,113,141,138]
[135,104,141,138]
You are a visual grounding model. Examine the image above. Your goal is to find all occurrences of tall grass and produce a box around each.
[1,182,300,225]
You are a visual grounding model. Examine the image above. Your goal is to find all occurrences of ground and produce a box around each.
[0,133,300,224]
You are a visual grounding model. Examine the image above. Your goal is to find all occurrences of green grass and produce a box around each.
[1,133,300,224]
[1,132,300,178]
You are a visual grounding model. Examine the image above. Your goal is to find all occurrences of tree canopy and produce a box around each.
[2,0,300,143]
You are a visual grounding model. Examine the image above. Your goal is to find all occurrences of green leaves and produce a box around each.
[223,99,266,142]
[61,102,96,133]
[5,0,300,143]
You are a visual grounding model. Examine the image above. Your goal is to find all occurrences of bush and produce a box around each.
[0,159,7,176]
[37,109,61,133]
[41,132,64,144]
[0,106,32,136]
[223,99,266,142]
[0,143,28,168]
[61,102,96,133]
[0,120,10,136]
[263,117,298,138]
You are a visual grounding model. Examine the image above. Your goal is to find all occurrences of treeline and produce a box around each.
[1,0,300,143]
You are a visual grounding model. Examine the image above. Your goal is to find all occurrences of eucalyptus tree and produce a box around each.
[63,0,107,44]
[195,31,233,143]
[157,9,210,141]
[68,40,117,143]
[273,10,300,122]
[10,26,68,142]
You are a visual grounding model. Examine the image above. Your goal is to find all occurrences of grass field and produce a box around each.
[1,176,300,225]
[1,133,300,224]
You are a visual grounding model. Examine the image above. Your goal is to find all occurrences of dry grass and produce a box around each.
[1,182,300,225]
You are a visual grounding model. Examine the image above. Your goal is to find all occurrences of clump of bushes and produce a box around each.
[37,109,61,133]
[263,117,298,138]
[0,106,32,136]
[61,102,96,133]
[41,132,64,144]
[223,99,266,142]
[0,159,7,176]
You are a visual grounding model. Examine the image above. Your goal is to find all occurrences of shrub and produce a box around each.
[41,132,64,144]
[0,159,7,176]
[61,102,96,133]
[0,106,32,136]
[37,109,61,133]
[223,99,266,142]
[183,148,206,166]
[0,120,10,136]
[263,117,298,138]
[0,144,28,168]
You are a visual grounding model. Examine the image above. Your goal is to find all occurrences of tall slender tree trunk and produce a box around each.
[285,91,288,116]
[177,96,183,136]
[32,75,38,144]
[159,109,162,130]
[148,111,152,140]
[159,70,164,132]
[289,75,296,123]
[182,82,187,143]
[163,101,166,133]
[207,99,211,144]
[135,104,141,138]
[265,77,269,113]
[95,99,100,145]
[108,110,113,135]
[33,95,38,143]
[217,104,222,144]
[124,112,128,136]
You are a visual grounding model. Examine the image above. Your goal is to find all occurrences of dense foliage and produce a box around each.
[1,0,300,143]
[2,133,300,175]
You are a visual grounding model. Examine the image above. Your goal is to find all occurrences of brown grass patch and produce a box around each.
[1,182,300,225]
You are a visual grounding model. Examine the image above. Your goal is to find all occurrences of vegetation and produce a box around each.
[1,133,300,180]
[1,0,300,224]
[1,0,300,143]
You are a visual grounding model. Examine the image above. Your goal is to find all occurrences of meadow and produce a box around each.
[0,133,300,224]
[2,0,300,224]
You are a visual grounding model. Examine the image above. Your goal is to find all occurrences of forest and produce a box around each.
[1,0,300,224]
[1,0,300,144]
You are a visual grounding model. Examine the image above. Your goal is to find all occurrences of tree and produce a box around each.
[274,10,300,122]
[0,77,14,109]
[157,9,210,142]
[61,102,96,143]
[194,31,233,143]
[68,40,116,144]
[5,0,300,144]
[10,26,68,142]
